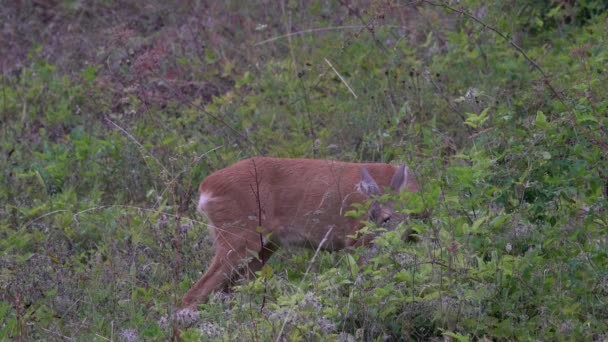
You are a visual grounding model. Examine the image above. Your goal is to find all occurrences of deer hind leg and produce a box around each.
[216,240,278,299]
[180,248,234,308]
[180,225,270,308]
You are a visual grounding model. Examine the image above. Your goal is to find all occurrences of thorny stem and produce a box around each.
[249,159,268,311]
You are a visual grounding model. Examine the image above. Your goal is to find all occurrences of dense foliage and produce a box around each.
[1,1,606,340]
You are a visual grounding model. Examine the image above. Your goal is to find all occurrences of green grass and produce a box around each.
[1,0,607,340]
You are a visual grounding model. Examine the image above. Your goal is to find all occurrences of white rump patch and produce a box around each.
[197,192,214,214]
[400,165,410,192]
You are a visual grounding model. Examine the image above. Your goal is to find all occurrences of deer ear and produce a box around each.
[389,164,410,192]
[358,167,382,196]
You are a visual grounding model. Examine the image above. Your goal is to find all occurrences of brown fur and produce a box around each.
[181,157,419,308]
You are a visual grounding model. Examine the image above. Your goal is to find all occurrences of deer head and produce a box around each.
[181,157,419,308]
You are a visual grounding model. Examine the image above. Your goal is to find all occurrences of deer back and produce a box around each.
[196,157,418,250]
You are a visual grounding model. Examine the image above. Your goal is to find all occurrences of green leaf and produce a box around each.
[471,216,489,232]
[346,253,358,276]
[464,108,489,128]
[394,269,409,282]
[443,331,470,342]
[129,262,136,277]
[82,66,97,82]
[490,214,511,229]
[261,264,273,278]
[535,111,547,127]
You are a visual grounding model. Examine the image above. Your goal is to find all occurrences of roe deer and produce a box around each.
[181,157,420,308]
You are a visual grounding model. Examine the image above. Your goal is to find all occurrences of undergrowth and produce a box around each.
[1,0,606,340]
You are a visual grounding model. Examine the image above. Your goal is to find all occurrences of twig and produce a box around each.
[39,327,73,341]
[468,127,495,140]
[277,226,334,342]
[106,118,169,174]
[248,158,268,310]
[425,1,564,101]
[22,205,204,232]
[337,0,387,53]
[22,209,69,228]
[324,58,358,99]
[164,85,261,154]
[305,226,334,274]
[254,25,366,46]
[422,0,608,149]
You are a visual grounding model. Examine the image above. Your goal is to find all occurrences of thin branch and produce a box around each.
[468,127,495,140]
[424,1,548,77]
[305,226,335,275]
[22,209,69,228]
[22,205,204,230]
[277,226,334,342]
[424,1,565,100]
[164,85,261,154]
[423,0,608,148]
[106,118,169,175]
[254,25,366,46]
[337,0,387,53]
[325,58,358,99]
[248,158,269,310]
